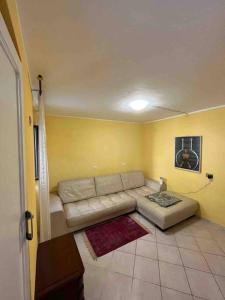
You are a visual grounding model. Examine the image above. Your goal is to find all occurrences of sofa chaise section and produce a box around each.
[122,171,198,230]
[135,191,198,229]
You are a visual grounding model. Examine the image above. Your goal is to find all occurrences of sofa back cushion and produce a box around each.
[121,171,144,190]
[58,178,96,204]
[95,174,123,196]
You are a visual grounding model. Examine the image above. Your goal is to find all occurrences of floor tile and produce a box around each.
[137,215,156,230]
[206,222,225,231]
[134,255,160,285]
[84,263,107,300]
[173,225,193,237]
[140,228,157,242]
[158,243,182,265]
[156,229,177,246]
[75,233,93,264]
[161,287,193,300]
[215,238,225,253]
[209,229,225,240]
[109,251,135,276]
[117,240,136,254]
[192,228,212,239]
[129,212,141,220]
[179,248,210,272]
[204,253,225,276]
[196,238,224,256]
[136,239,158,260]
[159,261,190,294]
[215,275,225,298]
[183,216,203,227]
[89,251,114,269]
[185,268,224,300]
[176,235,199,251]
[190,218,208,227]
[131,213,154,226]
[131,278,162,300]
[100,271,132,300]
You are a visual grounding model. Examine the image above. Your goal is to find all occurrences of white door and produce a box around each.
[0,14,30,300]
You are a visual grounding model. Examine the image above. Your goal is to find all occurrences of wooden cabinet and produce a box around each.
[35,233,85,300]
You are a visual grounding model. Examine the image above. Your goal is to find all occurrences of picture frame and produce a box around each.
[175,136,202,173]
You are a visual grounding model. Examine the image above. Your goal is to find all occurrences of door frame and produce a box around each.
[0,12,31,300]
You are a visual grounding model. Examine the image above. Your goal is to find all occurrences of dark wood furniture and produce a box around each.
[35,233,85,300]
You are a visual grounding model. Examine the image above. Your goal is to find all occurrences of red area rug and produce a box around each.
[83,215,150,258]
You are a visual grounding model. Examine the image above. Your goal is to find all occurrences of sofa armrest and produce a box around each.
[50,193,69,238]
[50,193,64,213]
[145,178,166,192]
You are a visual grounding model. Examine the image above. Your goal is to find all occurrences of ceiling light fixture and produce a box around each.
[129,99,149,111]
[127,95,188,115]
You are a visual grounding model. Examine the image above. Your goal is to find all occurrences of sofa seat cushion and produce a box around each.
[64,192,136,228]
[136,191,198,230]
[58,177,96,204]
[95,174,123,196]
[125,186,157,198]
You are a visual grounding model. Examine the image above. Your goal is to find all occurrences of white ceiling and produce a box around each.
[17,0,225,122]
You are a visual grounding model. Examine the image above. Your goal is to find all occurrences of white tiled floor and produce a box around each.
[74,212,225,300]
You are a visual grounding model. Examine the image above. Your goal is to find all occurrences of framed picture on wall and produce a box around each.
[175,136,202,172]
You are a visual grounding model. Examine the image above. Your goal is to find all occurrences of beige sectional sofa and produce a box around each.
[50,171,198,238]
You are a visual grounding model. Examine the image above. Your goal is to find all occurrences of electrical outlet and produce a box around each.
[206,173,213,180]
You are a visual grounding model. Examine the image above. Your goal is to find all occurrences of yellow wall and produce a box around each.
[1,1,38,299]
[46,116,144,191]
[143,108,225,226]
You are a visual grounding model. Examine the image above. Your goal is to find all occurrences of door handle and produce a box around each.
[25,210,34,241]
